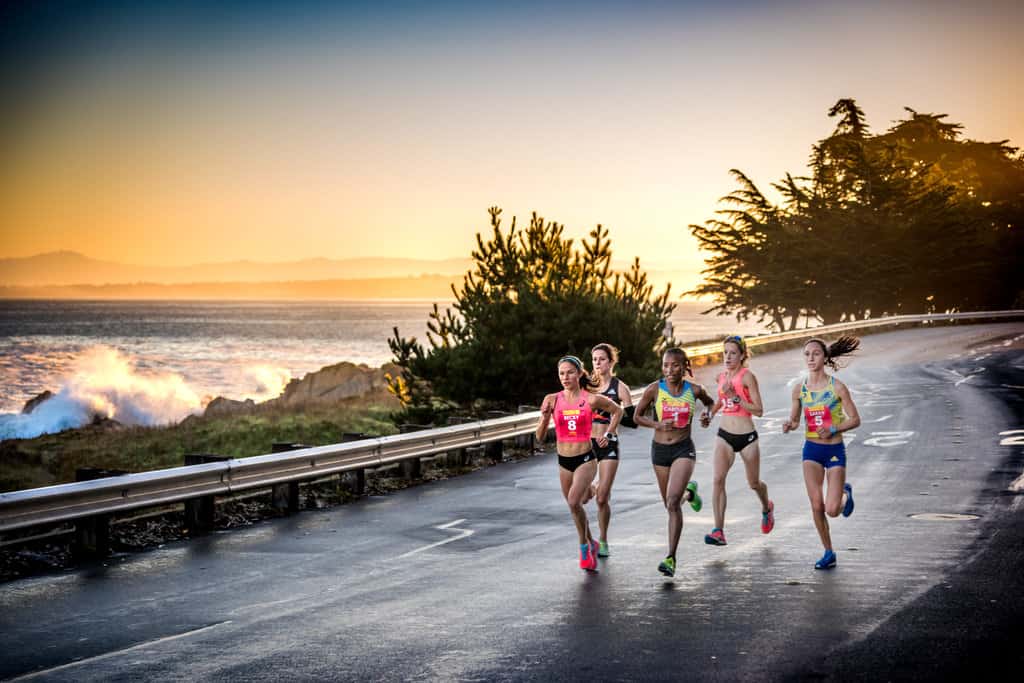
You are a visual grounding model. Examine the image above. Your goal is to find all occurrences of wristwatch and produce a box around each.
[829,426,838,436]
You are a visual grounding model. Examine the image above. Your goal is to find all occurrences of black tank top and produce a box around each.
[593,376,621,424]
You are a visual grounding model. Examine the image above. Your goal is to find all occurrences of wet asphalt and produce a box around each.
[1,323,1023,682]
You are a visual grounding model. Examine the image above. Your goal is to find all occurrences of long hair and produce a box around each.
[805,335,860,370]
[558,355,594,390]
[663,347,693,378]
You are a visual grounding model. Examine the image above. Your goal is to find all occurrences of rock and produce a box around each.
[21,391,54,414]
[203,396,257,418]
[265,362,401,408]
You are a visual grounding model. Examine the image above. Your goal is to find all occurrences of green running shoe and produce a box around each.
[658,556,676,577]
[598,540,610,558]
[686,480,703,512]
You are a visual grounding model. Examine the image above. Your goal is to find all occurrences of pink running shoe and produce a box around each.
[589,539,600,569]
[704,528,727,546]
[761,500,775,534]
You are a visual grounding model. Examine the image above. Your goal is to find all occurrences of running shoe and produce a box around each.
[761,500,775,534]
[590,539,601,566]
[658,556,676,577]
[704,528,727,546]
[842,483,855,517]
[579,543,592,571]
[686,480,703,512]
[598,540,610,558]
[814,549,837,570]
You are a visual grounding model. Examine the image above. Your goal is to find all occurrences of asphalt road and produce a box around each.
[2,323,1023,682]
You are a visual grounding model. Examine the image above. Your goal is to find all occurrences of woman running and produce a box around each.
[705,335,774,546]
[587,342,633,558]
[782,336,861,570]
[536,355,624,572]
[635,347,714,577]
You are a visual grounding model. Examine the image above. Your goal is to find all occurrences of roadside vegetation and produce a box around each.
[0,399,397,493]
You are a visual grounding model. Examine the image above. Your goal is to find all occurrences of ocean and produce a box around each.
[0,300,769,436]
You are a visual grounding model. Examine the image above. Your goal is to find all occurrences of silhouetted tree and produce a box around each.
[690,99,1024,329]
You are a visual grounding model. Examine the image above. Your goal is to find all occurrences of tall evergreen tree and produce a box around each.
[388,207,675,423]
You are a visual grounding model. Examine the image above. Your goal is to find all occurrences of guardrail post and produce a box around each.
[485,411,512,462]
[73,468,127,560]
[446,416,474,466]
[517,405,538,450]
[398,424,431,478]
[270,443,308,514]
[184,454,230,533]
[341,433,369,494]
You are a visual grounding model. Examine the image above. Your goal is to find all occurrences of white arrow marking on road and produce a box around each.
[398,519,475,558]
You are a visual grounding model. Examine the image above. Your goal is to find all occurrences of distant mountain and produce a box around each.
[0,275,460,300]
[0,251,475,286]
[0,251,703,298]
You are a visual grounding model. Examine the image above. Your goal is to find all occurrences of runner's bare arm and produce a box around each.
[633,383,661,430]
[782,383,801,433]
[833,379,861,433]
[742,372,765,417]
[536,394,554,442]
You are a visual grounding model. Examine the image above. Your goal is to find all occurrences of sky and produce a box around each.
[1,0,1021,284]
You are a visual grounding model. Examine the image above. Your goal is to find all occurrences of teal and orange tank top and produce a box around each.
[800,376,846,438]
[654,379,697,429]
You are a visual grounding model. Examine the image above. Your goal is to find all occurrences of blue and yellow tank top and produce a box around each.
[800,376,846,438]
[654,379,697,428]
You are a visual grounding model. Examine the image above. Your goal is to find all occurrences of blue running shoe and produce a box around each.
[814,549,837,570]
[842,483,855,517]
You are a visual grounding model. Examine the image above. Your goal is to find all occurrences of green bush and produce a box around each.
[388,207,676,423]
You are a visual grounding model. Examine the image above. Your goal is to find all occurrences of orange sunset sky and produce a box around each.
[1,0,1021,290]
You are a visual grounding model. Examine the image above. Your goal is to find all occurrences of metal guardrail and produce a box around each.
[0,413,537,533]
[1,309,1021,534]
[681,310,1024,359]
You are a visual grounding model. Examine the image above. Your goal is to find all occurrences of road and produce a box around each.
[2,323,1023,681]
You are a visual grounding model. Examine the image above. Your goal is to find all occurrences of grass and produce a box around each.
[0,397,399,493]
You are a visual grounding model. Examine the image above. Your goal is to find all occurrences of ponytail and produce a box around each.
[806,335,860,370]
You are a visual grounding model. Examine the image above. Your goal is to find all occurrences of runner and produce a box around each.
[783,336,861,569]
[706,335,774,546]
[587,342,633,558]
[634,347,714,577]
[536,355,624,572]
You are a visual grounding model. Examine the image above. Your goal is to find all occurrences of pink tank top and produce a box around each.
[717,367,752,417]
[553,392,593,443]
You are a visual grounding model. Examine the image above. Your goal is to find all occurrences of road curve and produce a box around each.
[2,323,1023,682]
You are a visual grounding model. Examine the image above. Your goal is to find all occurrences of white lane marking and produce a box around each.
[10,621,232,681]
[1002,384,1024,390]
[398,519,475,558]
[1000,430,1024,447]
[1010,474,1024,493]
[863,431,916,447]
[868,414,893,423]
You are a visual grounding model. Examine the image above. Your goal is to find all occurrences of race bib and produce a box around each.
[661,402,691,428]
[804,405,833,438]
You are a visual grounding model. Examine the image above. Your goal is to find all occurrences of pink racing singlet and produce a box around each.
[554,392,593,443]
[717,368,752,417]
